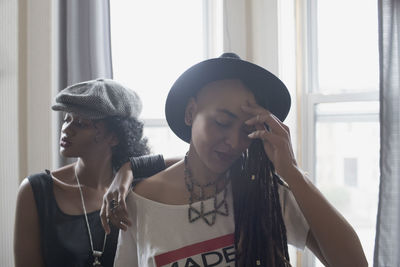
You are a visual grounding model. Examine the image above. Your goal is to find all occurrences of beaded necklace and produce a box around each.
[184,153,229,226]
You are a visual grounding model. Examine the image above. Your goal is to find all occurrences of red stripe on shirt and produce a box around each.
[154,233,234,266]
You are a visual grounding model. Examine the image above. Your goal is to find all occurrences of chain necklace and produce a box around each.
[74,167,107,267]
[184,153,229,226]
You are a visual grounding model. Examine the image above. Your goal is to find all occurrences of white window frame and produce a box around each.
[297,0,379,180]
[296,0,379,266]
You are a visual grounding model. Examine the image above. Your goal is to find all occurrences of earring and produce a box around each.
[185,117,193,126]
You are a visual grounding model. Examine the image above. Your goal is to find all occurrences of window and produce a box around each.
[110,0,222,157]
[298,0,379,265]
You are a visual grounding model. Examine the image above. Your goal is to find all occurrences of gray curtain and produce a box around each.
[55,0,113,167]
[374,0,400,266]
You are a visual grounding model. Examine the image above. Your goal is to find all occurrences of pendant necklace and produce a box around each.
[184,153,229,226]
[75,167,107,267]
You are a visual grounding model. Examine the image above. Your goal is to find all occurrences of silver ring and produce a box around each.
[110,199,119,212]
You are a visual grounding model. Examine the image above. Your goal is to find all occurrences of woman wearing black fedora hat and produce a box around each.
[112,54,367,267]
[14,79,172,267]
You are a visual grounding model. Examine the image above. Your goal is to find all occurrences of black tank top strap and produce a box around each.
[28,170,56,233]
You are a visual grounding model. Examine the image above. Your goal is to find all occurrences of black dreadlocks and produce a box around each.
[231,140,290,267]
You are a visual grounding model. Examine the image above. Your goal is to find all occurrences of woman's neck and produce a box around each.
[186,147,224,185]
[74,157,114,190]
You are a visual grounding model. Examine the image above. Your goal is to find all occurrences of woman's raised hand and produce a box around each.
[242,104,298,180]
[100,162,133,234]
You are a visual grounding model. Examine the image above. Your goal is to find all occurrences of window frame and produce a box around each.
[296,0,379,266]
[297,0,380,183]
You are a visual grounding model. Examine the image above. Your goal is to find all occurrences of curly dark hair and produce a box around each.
[101,116,150,171]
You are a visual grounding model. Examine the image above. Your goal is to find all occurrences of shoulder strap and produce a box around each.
[28,171,55,230]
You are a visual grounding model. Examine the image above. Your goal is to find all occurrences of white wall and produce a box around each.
[223,0,280,75]
[0,0,54,265]
[23,0,54,176]
[0,1,19,265]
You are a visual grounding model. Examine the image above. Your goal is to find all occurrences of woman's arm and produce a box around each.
[100,162,133,234]
[287,168,366,266]
[14,178,44,267]
[100,155,181,233]
[243,104,367,267]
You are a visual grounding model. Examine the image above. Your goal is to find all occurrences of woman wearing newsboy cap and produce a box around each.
[14,79,171,267]
[112,53,367,267]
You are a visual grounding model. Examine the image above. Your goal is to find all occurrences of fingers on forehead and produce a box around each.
[263,114,287,134]
[241,105,287,132]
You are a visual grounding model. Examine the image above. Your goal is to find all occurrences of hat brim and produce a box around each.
[165,57,291,143]
[51,103,107,120]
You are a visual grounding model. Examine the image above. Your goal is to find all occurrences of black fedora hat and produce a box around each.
[165,53,291,143]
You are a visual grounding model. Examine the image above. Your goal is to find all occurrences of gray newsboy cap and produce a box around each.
[52,78,142,119]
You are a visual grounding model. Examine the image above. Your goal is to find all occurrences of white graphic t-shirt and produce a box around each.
[114,183,309,267]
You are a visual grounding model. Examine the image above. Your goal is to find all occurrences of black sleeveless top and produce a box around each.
[28,171,119,267]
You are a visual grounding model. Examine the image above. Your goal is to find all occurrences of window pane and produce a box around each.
[110,0,205,119]
[316,0,379,93]
[315,102,379,266]
[316,101,379,118]
[144,126,188,158]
